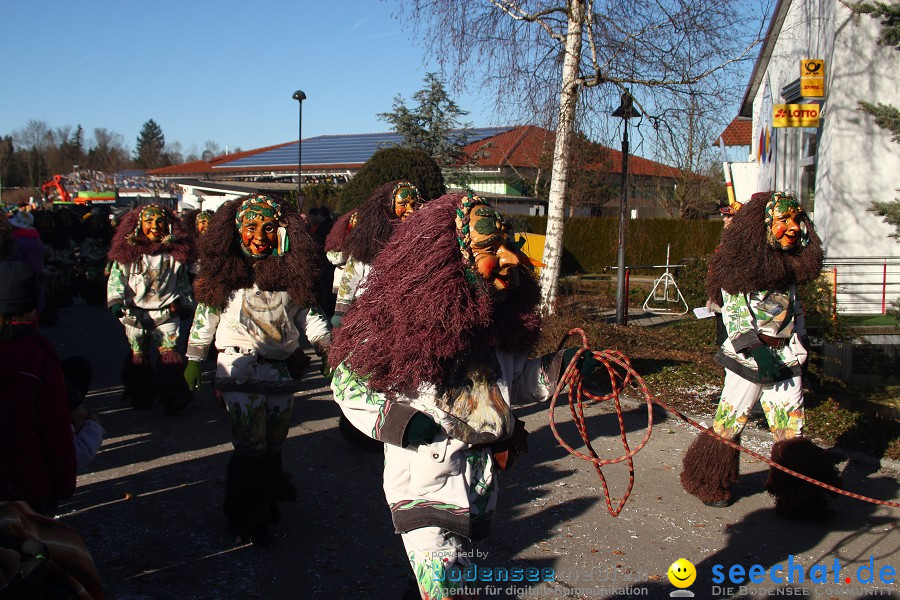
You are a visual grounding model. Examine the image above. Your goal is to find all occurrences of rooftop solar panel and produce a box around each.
[215,127,514,170]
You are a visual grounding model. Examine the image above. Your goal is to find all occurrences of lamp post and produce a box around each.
[611,89,640,325]
[291,90,306,209]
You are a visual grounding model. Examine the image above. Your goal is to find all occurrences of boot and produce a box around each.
[224,454,296,546]
[766,437,842,520]
[156,351,193,414]
[121,353,155,409]
[680,432,740,507]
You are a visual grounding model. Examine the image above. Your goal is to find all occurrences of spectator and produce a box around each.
[0,262,75,515]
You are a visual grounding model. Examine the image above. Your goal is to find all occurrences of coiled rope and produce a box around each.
[548,328,900,516]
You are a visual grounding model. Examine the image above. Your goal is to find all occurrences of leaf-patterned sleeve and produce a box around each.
[106,261,127,308]
[186,302,221,360]
[331,362,419,446]
[722,290,763,353]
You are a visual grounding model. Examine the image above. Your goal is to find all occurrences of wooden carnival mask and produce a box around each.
[195,211,212,236]
[765,193,808,252]
[391,181,422,221]
[235,196,284,257]
[139,204,169,243]
[456,194,536,297]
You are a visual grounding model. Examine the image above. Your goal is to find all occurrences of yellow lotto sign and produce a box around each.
[773,104,821,128]
[800,59,825,98]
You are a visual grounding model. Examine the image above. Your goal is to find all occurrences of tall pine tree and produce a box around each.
[378,73,474,185]
[133,119,168,169]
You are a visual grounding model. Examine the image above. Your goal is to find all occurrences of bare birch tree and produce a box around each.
[396,0,770,312]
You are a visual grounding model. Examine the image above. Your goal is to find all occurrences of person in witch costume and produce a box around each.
[180,209,213,283]
[323,208,357,315]
[106,203,194,413]
[183,195,331,545]
[331,193,581,600]
[680,191,841,518]
[332,180,423,327]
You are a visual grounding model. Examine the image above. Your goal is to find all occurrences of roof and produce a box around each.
[715,117,753,146]
[461,125,682,178]
[740,0,791,117]
[148,128,513,177]
[149,125,681,179]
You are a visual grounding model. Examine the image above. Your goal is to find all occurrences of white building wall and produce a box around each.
[748,0,900,313]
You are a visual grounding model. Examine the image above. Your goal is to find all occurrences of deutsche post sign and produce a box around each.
[773,104,821,128]
[800,59,825,98]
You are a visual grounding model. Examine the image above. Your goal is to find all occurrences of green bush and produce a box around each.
[520,216,723,274]
[336,147,445,213]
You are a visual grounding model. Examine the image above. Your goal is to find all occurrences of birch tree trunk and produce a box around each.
[538,0,583,313]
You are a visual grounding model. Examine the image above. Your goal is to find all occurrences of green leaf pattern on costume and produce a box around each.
[411,553,445,600]
[761,400,804,438]
[189,303,219,343]
[107,261,125,301]
[722,290,753,337]
[468,451,495,516]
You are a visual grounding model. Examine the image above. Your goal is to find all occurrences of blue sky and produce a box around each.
[1,0,494,155]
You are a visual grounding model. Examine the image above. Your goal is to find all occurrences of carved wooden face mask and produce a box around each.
[196,212,212,236]
[239,208,278,256]
[391,182,422,221]
[139,205,168,243]
[765,193,808,251]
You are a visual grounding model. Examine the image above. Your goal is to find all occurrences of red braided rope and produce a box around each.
[549,328,900,516]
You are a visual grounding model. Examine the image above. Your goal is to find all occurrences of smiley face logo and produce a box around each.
[667,558,696,588]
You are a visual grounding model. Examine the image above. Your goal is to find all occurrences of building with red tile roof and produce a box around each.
[149,125,687,217]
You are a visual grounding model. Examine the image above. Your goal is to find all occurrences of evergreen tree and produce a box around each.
[0,136,26,187]
[378,73,473,184]
[133,119,168,168]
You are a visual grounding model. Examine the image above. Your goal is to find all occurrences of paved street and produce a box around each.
[45,301,898,600]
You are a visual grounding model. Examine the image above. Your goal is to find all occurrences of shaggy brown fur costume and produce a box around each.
[324,210,357,253]
[193,196,320,310]
[223,453,297,545]
[331,193,542,396]
[680,431,741,504]
[107,205,191,265]
[342,181,407,264]
[706,192,823,305]
[765,438,842,520]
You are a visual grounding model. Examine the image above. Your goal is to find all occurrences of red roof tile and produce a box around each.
[461,125,682,178]
[715,117,752,146]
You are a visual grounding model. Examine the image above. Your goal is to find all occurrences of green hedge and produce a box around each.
[519,216,724,274]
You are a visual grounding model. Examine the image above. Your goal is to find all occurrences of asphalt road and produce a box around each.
[44,300,899,600]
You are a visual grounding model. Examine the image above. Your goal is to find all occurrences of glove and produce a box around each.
[493,419,529,471]
[109,303,125,318]
[403,413,442,447]
[184,360,203,391]
[330,313,343,329]
[286,350,311,379]
[750,346,780,381]
[561,347,599,382]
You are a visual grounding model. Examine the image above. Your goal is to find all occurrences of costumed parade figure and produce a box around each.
[183,195,332,545]
[181,209,213,283]
[323,209,358,306]
[331,193,575,600]
[333,180,423,326]
[79,209,114,305]
[106,203,194,413]
[680,191,841,518]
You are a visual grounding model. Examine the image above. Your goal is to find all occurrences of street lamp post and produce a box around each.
[291,90,307,209]
[611,89,641,326]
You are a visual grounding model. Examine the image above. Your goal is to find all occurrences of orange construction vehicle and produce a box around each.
[41,174,116,205]
[41,174,72,203]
